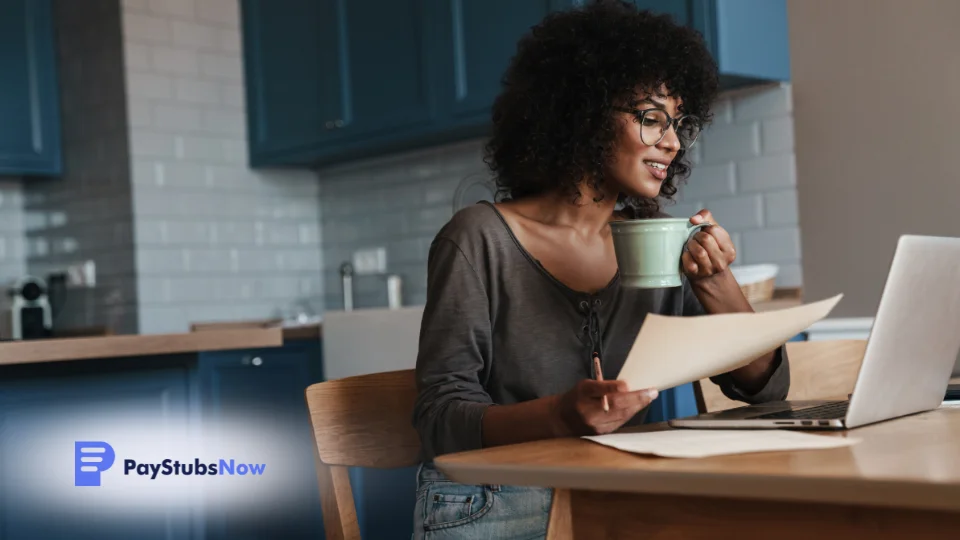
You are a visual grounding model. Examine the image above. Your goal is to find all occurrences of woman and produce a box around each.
[411,1,790,538]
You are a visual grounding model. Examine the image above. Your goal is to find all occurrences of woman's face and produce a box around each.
[606,88,684,200]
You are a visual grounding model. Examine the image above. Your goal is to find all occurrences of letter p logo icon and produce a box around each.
[75,441,115,487]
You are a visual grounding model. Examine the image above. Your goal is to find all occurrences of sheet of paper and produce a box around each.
[583,429,859,459]
[616,294,843,391]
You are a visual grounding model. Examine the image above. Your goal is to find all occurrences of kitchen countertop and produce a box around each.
[190,319,322,341]
[0,327,284,367]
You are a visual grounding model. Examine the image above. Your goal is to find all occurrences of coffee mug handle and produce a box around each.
[684,222,713,251]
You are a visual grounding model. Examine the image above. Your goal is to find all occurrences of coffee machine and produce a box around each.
[2,276,54,340]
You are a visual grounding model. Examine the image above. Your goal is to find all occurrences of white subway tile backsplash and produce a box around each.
[775,262,803,287]
[175,78,220,104]
[764,190,799,227]
[196,0,240,28]
[153,103,202,132]
[123,12,170,44]
[710,98,733,124]
[127,100,153,128]
[176,135,226,161]
[151,46,201,75]
[137,276,171,303]
[171,20,219,50]
[139,306,187,334]
[149,0,194,19]
[682,163,735,200]
[661,201,703,220]
[136,248,185,274]
[706,195,763,232]
[761,116,794,154]
[201,109,245,135]
[742,228,801,264]
[733,85,791,122]
[218,28,241,54]
[124,42,151,69]
[127,72,174,99]
[222,84,245,108]
[131,131,177,158]
[199,52,243,80]
[701,122,761,164]
[738,154,796,192]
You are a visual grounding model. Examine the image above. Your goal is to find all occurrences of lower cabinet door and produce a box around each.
[199,342,326,540]
[0,360,195,540]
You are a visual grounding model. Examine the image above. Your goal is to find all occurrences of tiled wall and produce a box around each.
[0,180,26,283]
[318,83,800,311]
[319,141,485,310]
[670,83,801,287]
[120,0,323,333]
[25,0,140,334]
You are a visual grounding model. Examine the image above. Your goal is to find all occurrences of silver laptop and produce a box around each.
[669,234,960,430]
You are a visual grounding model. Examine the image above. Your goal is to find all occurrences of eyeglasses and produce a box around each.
[614,106,702,150]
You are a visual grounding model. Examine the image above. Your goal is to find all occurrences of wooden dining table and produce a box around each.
[435,403,960,539]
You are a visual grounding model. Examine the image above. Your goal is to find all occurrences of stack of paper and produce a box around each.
[584,430,859,459]
[617,294,843,391]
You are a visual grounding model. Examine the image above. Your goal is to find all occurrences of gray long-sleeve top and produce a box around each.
[412,202,790,461]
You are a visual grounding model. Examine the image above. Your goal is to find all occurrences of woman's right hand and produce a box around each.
[553,380,659,436]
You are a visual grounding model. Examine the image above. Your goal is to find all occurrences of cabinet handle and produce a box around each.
[334,119,344,128]
[251,356,263,366]
[325,121,334,129]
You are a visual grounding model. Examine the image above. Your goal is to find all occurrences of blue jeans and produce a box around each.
[412,462,553,540]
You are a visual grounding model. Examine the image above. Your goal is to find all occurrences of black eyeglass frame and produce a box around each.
[613,106,702,149]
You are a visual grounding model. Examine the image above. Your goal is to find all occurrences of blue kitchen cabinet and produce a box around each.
[241,0,789,168]
[0,0,62,176]
[242,0,437,167]
[198,339,326,540]
[432,0,567,126]
[632,0,790,89]
[241,0,346,166]
[0,357,196,540]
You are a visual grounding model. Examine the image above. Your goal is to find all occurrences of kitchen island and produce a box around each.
[0,326,326,540]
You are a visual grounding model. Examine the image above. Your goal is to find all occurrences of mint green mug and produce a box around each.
[609,218,712,288]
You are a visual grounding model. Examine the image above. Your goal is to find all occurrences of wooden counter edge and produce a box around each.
[0,327,285,366]
[190,319,322,341]
[434,458,960,514]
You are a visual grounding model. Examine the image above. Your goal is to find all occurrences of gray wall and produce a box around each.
[0,180,25,283]
[25,0,139,334]
[319,83,800,311]
[120,0,323,333]
[789,0,960,316]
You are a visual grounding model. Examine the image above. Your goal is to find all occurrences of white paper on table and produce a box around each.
[616,294,843,391]
[583,430,859,458]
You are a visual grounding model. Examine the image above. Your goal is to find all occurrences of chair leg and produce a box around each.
[314,443,362,540]
[546,488,573,540]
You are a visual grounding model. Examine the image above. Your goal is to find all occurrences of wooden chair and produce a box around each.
[693,339,868,413]
[304,369,569,540]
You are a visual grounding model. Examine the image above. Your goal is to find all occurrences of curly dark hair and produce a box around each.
[484,0,719,218]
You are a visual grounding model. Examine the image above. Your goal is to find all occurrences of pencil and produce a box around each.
[593,353,609,412]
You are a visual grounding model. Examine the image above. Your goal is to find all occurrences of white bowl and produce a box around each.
[730,263,779,285]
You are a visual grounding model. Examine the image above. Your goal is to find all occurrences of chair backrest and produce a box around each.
[305,369,421,540]
[694,340,868,413]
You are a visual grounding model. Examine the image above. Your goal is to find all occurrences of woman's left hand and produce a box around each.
[682,209,737,281]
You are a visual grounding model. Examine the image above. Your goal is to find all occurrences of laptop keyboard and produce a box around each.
[753,401,849,420]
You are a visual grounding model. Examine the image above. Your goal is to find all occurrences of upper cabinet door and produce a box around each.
[241,0,347,166]
[435,0,559,124]
[335,0,436,140]
[0,0,62,176]
[631,0,693,26]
